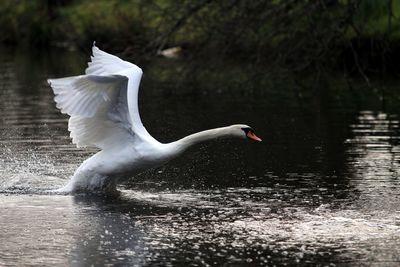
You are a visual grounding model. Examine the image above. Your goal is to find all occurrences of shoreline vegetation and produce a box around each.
[1,0,400,87]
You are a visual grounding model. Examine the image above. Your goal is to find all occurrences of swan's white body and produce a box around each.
[48,45,260,193]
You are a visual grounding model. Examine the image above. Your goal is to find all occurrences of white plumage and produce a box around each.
[48,44,261,194]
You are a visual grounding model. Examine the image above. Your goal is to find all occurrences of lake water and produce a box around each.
[1,46,400,266]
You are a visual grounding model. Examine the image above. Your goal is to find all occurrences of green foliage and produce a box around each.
[0,0,53,45]
[0,0,399,74]
[351,0,400,37]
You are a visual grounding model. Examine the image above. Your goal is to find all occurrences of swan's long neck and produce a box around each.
[170,126,237,153]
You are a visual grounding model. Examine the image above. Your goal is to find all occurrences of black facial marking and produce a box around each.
[241,127,253,135]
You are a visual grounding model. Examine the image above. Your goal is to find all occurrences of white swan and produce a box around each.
[48,44,261,194]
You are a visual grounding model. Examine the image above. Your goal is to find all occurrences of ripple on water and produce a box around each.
[115,188,400,265]
[345,111,400,213]
[2,48,400,265]
[2,188,400,266]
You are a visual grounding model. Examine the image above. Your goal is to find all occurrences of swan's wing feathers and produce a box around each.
[49,75,127,117]
[85,45,154,142]
[86,45,136,75]
[68,116,131,149]
[48,74,133,149]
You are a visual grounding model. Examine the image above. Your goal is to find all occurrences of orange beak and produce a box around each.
[247,131,262,142]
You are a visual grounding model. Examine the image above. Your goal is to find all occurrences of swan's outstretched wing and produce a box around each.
[48,45,155,150]
[85,44,135,76]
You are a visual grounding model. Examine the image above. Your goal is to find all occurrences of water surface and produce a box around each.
[1,46,400,266]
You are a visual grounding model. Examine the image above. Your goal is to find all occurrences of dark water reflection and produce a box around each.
[1,46,400,266]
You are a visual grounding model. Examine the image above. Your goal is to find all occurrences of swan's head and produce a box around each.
[230,124,262,142]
